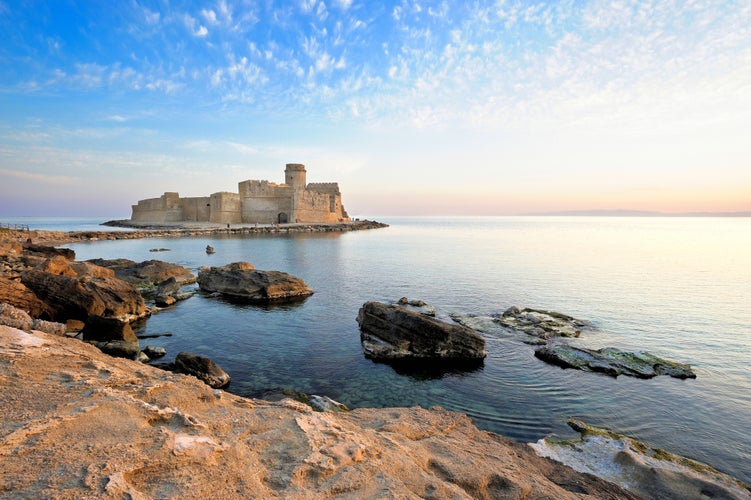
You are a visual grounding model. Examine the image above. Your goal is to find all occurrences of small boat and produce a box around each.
[205,245,215,254]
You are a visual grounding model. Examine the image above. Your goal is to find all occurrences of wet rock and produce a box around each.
[496,307,587,340]
[534,345,696,379]
[197,262,313,302]
[143,345,166,359]
[309,395,349,413]
[174,352,231,388]
[356,301,486,361]
[531,419,750,499]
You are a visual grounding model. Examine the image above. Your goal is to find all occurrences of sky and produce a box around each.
[1,0,750,217]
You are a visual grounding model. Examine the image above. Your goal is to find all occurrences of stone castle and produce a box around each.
[130,163,349,225]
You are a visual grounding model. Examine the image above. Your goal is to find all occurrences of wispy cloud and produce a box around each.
[0,167,75,185]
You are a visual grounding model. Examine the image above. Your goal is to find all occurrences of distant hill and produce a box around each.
[524,209,751,217]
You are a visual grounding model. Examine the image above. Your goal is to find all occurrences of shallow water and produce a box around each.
[59,216,751,483]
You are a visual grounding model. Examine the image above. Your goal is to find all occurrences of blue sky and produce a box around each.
[1,0,750,217]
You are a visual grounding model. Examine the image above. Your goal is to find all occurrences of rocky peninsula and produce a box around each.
[1,227,749,499]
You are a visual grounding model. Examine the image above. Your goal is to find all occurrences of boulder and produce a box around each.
[81,316,139,343]
[534,345,696,379]
[356,301,486,361]
[20,261,148,323]
[88,259,196,290]
[197,262,313,302]
[396,297,436,316]
[173,352,230,388]
[154,277,191,307]
[0,277,53,319]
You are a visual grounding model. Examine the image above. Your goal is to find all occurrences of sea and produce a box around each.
[6,215,751,483]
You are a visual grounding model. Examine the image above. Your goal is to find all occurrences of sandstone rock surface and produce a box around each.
[0,325,637,499]
[357,301,486,361]
[20,259,148,323]
[534,345,696,379]
[197,262,313,302]
[88,258,196,289]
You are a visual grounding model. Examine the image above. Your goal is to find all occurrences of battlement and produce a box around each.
[307,182,340,195]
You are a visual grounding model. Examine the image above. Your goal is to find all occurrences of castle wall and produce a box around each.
[292,190,347,223]
[209,192,242,224]
[180,197,211,222]
[131,192,183,222]
[238,180,294,224]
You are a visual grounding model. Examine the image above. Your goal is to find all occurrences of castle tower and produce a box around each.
[284,163,306,190]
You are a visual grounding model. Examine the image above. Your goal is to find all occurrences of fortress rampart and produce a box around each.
[130,164,349,225]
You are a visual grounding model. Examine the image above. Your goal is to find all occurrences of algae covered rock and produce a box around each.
[530,419,750,499]
[534,345,696,379]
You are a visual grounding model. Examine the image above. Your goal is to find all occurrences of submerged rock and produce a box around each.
[197,262,313,302]
[173,352,231,388]
[356,301,486,361]
[534,345,696,379]
[530,419,750,499]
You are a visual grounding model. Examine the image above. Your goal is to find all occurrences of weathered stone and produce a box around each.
[534,345,696,379]
[0,302,33,331]
[20,265,148,323]
[88,259,196,290]
[174,352,231,388]
[0,277,53,319]
[309,395,349,413]
[197,262,313,302]
[356,301,486,361]
[531,419,750,499]
[31,318,66,336]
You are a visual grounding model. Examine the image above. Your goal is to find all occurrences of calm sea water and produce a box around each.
[36,216,751,483]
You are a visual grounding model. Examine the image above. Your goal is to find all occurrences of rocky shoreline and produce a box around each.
[10,219,388,247]
[1,227,749,498]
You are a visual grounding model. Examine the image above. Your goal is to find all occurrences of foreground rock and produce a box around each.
[0,325,637,499]
[357,301,486,361]
[534,345,696,379]
[531,419,750,499]
[197,262,313,302]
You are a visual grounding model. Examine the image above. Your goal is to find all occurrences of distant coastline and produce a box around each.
[522,209,751,217]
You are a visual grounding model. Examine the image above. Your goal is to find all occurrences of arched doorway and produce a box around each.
[277,212,288,224]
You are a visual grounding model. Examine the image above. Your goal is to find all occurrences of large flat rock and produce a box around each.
[197,262,313,302]
[0,325,636,499]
